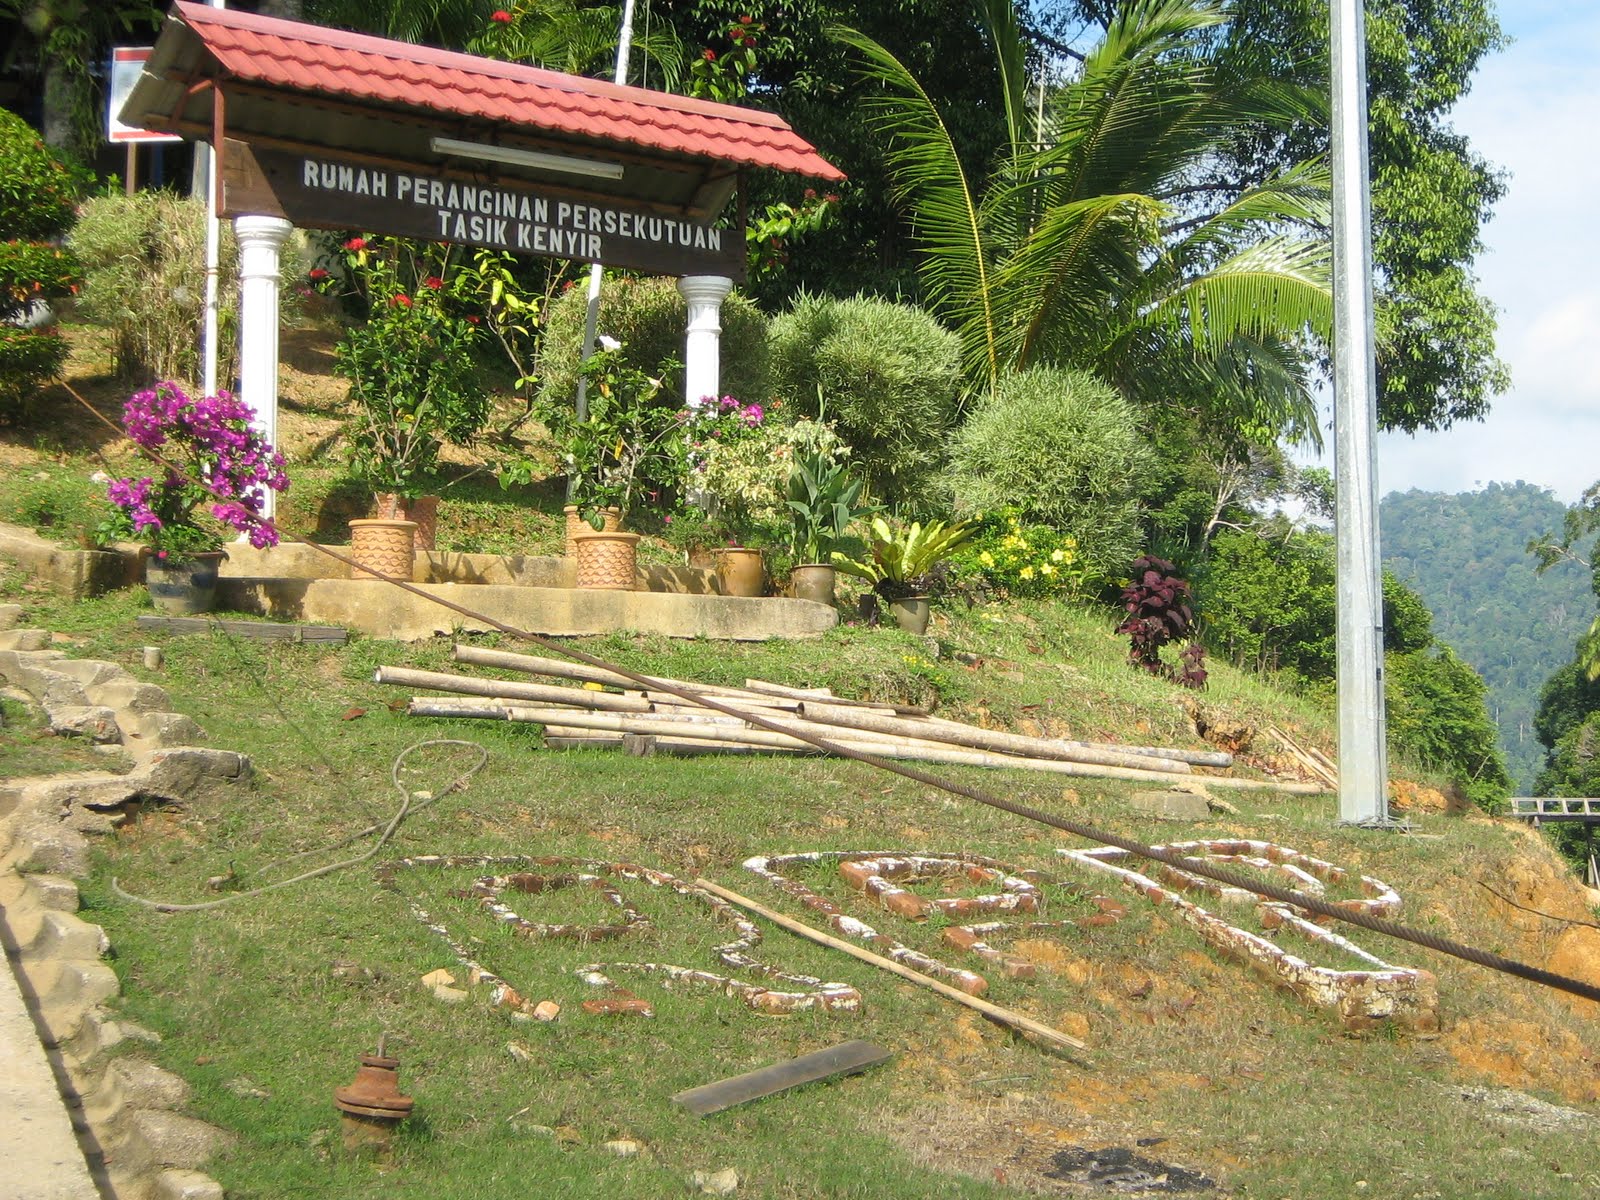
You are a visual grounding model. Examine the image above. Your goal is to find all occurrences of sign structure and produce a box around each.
[222,142,746,280]
[108,49,182,144]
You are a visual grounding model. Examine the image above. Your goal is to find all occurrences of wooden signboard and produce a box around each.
[221,140,745,280]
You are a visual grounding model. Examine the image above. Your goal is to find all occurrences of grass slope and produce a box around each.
[4,572,1600,1198]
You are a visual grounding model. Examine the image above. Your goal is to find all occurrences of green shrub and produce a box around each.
[537,274,769,409]
[768,294,963,509]
[0,108,87,239]
[68,191,240,385]
[0,108,86,417]
[949,367,1149,581]
[1386,644,1512,812]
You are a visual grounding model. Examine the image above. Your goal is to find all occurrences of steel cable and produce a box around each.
[65,382,1600,1005]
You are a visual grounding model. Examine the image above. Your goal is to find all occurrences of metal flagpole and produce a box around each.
[574,0,638,426]
[200,0,225,399]
[1330,0,1390,825]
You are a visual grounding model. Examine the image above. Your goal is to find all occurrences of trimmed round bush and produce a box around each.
[537,274,769,409]
[0,108,86,417]
[768,293,963,510]
[950,367,1150,582]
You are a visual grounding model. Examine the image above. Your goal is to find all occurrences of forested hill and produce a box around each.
[1381,482,1593,789]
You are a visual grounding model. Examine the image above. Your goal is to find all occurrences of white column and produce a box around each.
[677,275,733,408]
[234,215,293,520]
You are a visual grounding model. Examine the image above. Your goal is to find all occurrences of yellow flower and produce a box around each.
[1041,563,1055,576]
[979,551,995,567]
[1019,566,1035,580]
[1050,549,1065,563]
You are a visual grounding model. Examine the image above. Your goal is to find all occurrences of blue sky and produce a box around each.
[1366,2,1600,504]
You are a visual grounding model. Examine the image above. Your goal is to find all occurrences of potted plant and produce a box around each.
[784,450,869,605]
[832,516,974,634]
[519,339,688,588]
[103,380,288,614]
[318,236,489,565]
[690,405,848,597]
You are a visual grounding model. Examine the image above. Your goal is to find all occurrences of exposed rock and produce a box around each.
[0,628,50,651]
[153,1169,225,1200]
[128,1110,237,1169]
[1125,790,1210,822]
[0,602,22,629]
[137,711,207,747]
[46,705,122,742]
[111,1058,192,1110]
[604,1139,643,1158]
[691,1167,741,1195]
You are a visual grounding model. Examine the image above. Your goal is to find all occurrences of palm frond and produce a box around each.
[834,22,1001,387]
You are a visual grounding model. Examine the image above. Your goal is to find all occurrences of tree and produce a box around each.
[839,0,1333,447]
[0,0,156,159]
[1052,0,1508,434]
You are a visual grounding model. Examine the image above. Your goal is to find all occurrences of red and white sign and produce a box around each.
[108,48,181,144]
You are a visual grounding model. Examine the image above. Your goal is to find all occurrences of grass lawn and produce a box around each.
[5,570,1599,1198]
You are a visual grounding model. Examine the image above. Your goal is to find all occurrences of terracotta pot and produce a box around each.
[372,493,439,551]
[349,518,417,581]
[144,550,227,615]
[713,546,764,597]
[564,505,622,558]
[573,529,639,590]
[887,595,931,635]
[790,563,837,606]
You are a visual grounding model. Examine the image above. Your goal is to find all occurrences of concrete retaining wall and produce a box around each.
[220,577,837,642]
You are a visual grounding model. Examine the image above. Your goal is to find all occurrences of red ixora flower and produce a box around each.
[343,236,367,251]
[308,267,329,280]
[390,293,412,308]
[491,9,512,22]
[423,275,444,290]
[739,13,753,22]
[466,314,481,325]
[702,47,717,61]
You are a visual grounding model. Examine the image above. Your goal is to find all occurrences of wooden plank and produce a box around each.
[136,615,347,644]
[671,1040,894,1117]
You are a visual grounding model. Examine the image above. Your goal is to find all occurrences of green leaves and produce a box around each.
[784,451,870,564]
[832,516,975,595]
[838,0,1333,446]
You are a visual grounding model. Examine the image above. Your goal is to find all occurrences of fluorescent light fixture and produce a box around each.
[430,136,624,180]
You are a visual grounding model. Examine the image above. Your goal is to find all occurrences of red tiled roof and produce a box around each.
[170,2,844,181]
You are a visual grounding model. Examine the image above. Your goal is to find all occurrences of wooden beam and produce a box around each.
[671,1040,894,1117]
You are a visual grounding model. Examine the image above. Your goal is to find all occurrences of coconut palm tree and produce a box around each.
[836,0,1334,445]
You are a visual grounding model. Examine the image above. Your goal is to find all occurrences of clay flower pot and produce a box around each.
[573,528,640,590]
[714,546,764,597]
[372,493,439,551]
[790,563,837,605]
[563,505,623,558]
[348,518,417,581]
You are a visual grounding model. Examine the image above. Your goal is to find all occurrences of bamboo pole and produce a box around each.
[375,665,652,712]
[742,678,931,715]
[797,702,1192,774]
[453,645,777,703]
[918,714,1233,769]
[491,707,1324,792]
[693,876,1087,1055]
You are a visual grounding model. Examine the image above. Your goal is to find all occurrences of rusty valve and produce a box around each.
[334,1040,413,1153]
